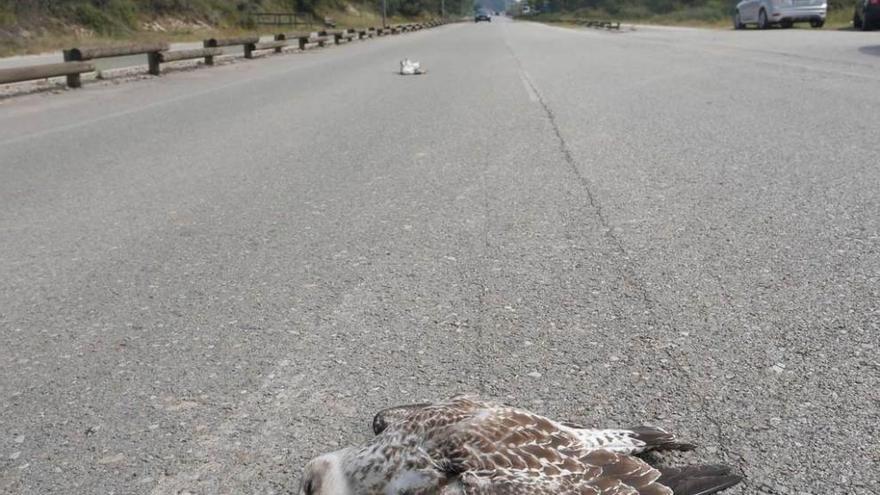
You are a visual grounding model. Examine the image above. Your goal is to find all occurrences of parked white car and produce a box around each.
[734,0,827,29]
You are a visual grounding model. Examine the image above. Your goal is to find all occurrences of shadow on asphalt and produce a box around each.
[858,45,880,56]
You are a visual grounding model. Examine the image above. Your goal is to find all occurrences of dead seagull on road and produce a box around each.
[400,58,426,75]
[299,395,742,494]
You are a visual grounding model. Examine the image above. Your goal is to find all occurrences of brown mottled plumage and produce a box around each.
[298,395,742,495]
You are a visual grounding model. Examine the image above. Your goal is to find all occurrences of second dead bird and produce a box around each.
[399,58,426,75]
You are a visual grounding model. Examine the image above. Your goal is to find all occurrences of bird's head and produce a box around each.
[299,450,352,495]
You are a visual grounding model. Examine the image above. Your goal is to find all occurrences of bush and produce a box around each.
[54,0,137,34]
[0,6,16,26]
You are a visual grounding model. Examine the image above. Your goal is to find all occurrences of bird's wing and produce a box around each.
[372,403,432,434]
[454,450,671,495]
[432,406,672,495]
[569,425,696,454]
[373,395,489,435]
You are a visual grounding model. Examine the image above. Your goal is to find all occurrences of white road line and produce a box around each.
[518,69,539,103]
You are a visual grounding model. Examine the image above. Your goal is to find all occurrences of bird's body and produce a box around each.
[400,58,424,75]
[299,396,742,495]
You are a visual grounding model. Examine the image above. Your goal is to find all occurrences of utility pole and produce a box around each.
[382,0,387,27]
[441,0,445,18]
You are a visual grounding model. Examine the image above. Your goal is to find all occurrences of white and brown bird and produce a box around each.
[299,395,742,495]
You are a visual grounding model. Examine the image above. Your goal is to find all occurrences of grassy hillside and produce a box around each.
[0,0,468,55]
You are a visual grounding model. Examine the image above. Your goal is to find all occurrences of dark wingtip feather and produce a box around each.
[658,465,743,495]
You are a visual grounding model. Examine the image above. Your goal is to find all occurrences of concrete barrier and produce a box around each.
[0,61,95,88]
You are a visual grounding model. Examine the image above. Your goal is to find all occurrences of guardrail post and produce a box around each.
[148,51,161,76]
[244,43,255,59]
[66,72,82,88]
[203,40,215,65]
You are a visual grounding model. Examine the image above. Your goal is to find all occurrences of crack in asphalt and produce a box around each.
[503,38,755,488]
[505,42,655,313]
[501,36,756,486]
[698,395,750,487]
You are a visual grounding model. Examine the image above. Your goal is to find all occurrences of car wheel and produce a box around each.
[758,9,770,29]
[853,13,863,29]
[810,19,825,28]
[734,11,745,29]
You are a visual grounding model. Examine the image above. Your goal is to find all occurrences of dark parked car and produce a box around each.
[853,0,880,30]
[475,11,492,22]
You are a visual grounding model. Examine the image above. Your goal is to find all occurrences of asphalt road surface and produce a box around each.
[1,18,879,495]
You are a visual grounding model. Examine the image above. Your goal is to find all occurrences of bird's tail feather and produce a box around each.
[657,464,743,495]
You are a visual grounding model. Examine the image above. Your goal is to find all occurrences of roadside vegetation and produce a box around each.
[0,0,469,56]
[516,0,860,29]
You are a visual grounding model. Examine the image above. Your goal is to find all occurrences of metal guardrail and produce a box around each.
[204,36,259,64]
[246,40,289,58]
[159,47,223,64]
[1,19,452,90]
[580,20,621,29]
[63,42,170,76]
[536,18,622,30]
[275,32,319,50]
[63,42,170,62]
[0,61,95,88]
[204,36,260,48]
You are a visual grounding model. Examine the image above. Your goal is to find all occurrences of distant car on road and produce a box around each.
[475,11,492,22]
[853,0,880,30]
[734,0,827,29]
[521,6,531,14]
